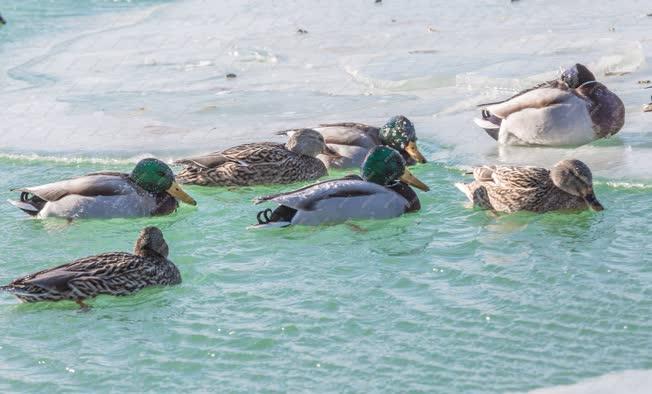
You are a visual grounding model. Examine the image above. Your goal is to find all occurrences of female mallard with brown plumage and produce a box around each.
[0,227,180,309]
[455,159,604,213]
[175,128,330,186]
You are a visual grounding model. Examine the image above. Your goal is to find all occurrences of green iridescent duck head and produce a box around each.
[131,158,196,205]
[361,146,429,191]
[379,115,427,164]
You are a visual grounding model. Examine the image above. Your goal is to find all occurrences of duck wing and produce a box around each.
[12,173,135,202]
[276,123,381,148]
[484,166,550,189]
[7,253,141,294]
[175,143,287,168]
[477,79,566,108]
[254,176,390,211]
[315,123,381,148]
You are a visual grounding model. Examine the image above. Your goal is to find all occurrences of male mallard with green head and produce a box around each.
[475,64,625,146]
[455,159,604,213]
[277,115,427,169]
[253,146,430,227]
[175,128,329,186]
[0,227,181,309]
[8,158,196,219]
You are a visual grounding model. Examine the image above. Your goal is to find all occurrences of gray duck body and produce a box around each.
[474,64,625,146]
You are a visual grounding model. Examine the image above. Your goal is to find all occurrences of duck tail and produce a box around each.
[454,182,474,202]
[7,193,42,216]
[473,110,501,141]
[174,166,205,185]
[249,207,294,229]
[0,285,16,293]
[274,129,297,137]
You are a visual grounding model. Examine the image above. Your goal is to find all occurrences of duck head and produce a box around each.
[131,158,196,205]
[561,63,596,88]
[361,146,429,191]
[550,159,603,211]
[134,226,169,258]
[379,115,427,164]
[286,128,336,157]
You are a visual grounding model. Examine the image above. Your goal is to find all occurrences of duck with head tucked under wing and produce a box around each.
[455,159,604,213]
[252,146,430,228]
[174,128,330,186]
[474,64,625,146]
[277,115,427,169]
[8,158,196,219]
[0,227,181,309]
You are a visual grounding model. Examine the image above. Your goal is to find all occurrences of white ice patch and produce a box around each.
[529,369,652,394]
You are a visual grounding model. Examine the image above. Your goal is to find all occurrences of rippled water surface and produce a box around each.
[0,0,651,392]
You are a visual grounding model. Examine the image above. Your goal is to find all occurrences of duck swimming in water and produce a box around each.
[252,146,429,227]
[8,158,196,219]
[0,227,181,309]
[455,159,604,213]
[277,115,427,169]
[474,64,625,146]
[175,128,329,186]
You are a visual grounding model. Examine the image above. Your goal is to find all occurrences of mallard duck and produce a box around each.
[252,146,430,227]
[8,158,196,219]
[474,64,625,146]
[0,14,5,26]
[0,227,180,308]
[175,129,329,186]
[455,159,604,213]
[277,115,427,169]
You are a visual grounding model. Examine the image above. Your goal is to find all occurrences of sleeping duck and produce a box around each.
[175,128,329,186]
[8,158,196,219]
[455,159,604,213]
[474,64,625,146]
[0,227,180,309]
[252,146,430,227]
[277,115,427,169]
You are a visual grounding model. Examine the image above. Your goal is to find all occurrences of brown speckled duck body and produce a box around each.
[0,227,180,307]
[455,159,604,213]
[175,129,328,186]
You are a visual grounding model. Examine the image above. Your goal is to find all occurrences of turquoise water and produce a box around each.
[1,1,652,393]
[1,158,651,392]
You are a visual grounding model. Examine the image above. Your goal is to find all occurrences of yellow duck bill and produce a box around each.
[166,182,197,205]
[400,168,430,192]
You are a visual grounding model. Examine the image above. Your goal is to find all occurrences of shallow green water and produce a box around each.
[1,0,652,392]
[0,156,650,392]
